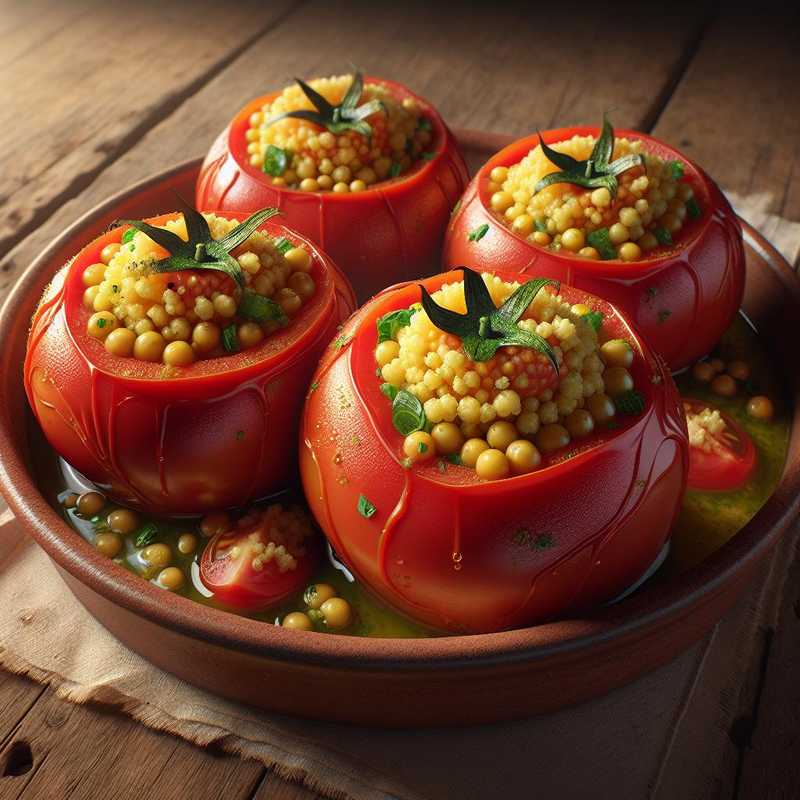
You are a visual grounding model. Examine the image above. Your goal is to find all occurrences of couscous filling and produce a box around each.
[487,117,702,261]
[375,270,644,480]
[246,71,435,193]
[82,209,316,366]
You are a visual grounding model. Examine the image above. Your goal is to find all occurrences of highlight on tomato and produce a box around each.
[684,399,756,491]
[197,68,468,302]
[25,200,355,515]
[300,266,689,633]
[443,115,745,371]
[199,504,319,612]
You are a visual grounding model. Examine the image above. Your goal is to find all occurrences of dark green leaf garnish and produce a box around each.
[686,197,702,219]
[238,289,287,324]
[534,114,643,198]
[97,318,107,329]
[468,223,489,242]
[534,218,548,233]
[653,227,673,246]
[586,227,617,260]
[417,117,432,132]
[391,389,426,435]
[121,228,136,244]
[380,382,399,401]
[222,323,238,353]
[666,160,685,180]
[263,145,290,177]
[419,267,559,369]
[389,162,402,178]
[421,151,435,161]
[445,452,462,465]
[274,236,294,254]
[265,68,384,138]
[357,494,377,518]
[417,441,428,454]
[581,310,604,331]
[376,308,416,343]
[120,198,280,293]
[451,198,462,218]
[134,522,159,548]
[615,389,646,415]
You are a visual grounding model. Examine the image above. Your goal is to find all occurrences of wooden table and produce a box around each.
[1,2,799,797]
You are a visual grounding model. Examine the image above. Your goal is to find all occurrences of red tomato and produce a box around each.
[196,77,468,303]
[300,269,689,633]
[684,399,756,491]
[199,506,319,612]
[443,127,745,371]
[25,213,355,515]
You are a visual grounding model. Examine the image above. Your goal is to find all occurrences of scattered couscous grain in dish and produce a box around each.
[247,70,435,193]
[375,268,644,480]
[487,116,702,261]
[83,207,316,366]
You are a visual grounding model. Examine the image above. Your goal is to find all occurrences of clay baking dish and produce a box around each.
[1,133,799,727]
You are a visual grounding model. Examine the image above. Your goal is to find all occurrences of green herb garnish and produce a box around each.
[534,218,548,233]
[389,162,402,178]
[420,267,559,367]
[263,145,290,177]
[134,522,159,548]
[417,442,428,454]
[445,452,462,465]
[121,228,136,244]
[96,318,107,329]
[686,197,702,219]
[581,310,604,331]
[376,308,416,343]
[586,228,617,260]
[468,223,489,242]
[357,494,377,518]
[380,383,399,401]
[417,117,432,132]
[266,69,384,138]
[236,430,245,441]
[120,197,279,292]
[274,236,293,254]
[615,389,646,415]
[451,198,462,218]
[534,115,643,197]
[238,289,287,324]
[666,160,685,180]
[654,227,673,246]
[310,381,319,392]
[421,152,435,161]
[391,389,426,435]
[222,323,238,353]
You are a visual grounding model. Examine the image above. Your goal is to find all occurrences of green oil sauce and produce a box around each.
[32,315,791,635]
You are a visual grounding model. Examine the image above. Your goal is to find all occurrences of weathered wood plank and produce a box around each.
[0,0,296,260]
[0,0,710,295]
[652,7,800,265]
[251,772,323,800]
[0,684,266,800]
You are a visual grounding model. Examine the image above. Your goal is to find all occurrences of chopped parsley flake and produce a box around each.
[357,494,377,519]
[468,223,489,242]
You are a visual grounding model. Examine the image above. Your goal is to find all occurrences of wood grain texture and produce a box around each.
[651,7,800,264]
[0,0,296,259]
[0,0,710,294]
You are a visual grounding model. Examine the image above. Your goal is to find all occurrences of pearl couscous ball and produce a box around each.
[488,135,701,260]
[248,74,435,192]
[376,273,642,480]
[83,213,316,365]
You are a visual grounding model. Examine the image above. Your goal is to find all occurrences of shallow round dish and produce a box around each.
[1,134,799,727]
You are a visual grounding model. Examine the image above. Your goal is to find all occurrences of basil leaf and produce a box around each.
[587,228,617,260]
[238,289,287,324]
[121,228,136,244]
[615,389,646,416]
[467,223,489,242]
[666,160,685,180]
[376,308,415,343]
[222,323,238,353]
[263,145,290,177]
[686,197,702,219]
[391,390,426,436]
[134,522,159,548]
[653,227,673,246]
[581,310,604,331]
[274,237,293,254]
[380,383,399,401]
[389,162,402,178]
[357,494,377,519]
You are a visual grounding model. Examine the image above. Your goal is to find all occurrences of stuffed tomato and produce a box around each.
[300,267,688,633]
[443,117,745,371]
[197,70,468,302]
[25,203,355,515]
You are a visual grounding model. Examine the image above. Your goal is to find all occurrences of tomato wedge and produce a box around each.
[684,399,756,491]
[199,506,319,612]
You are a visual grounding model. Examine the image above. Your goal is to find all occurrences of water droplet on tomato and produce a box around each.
[333,452,343,464]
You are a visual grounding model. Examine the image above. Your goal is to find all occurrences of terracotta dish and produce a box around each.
[1,133,798,726]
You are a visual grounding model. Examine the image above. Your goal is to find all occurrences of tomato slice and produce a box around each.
[684,399,756,491]
[199,505,319,612]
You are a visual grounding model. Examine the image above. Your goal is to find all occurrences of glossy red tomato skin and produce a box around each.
[25,213,355,516]
[300,269,689,634]
[200,525,318,612]
[443,127,745,372]
[684,399,756,491]
[196,77,468,303]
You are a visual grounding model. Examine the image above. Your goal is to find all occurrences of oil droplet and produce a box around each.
[333,452,343,465]
[454,563,462,571]
[396,559,404,566]
[452,551,463,571]
[337,476,349,485]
